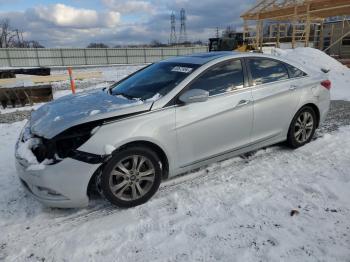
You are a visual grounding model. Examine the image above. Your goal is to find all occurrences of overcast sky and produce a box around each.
[0,0,256,47]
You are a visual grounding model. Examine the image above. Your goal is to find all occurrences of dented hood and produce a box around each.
[30,89,153,139]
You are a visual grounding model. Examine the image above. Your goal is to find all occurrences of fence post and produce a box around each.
[161,48,164,60]
[105,48,109,64]
[83,49,88,65]
[5,48,12,67]
[143,48,147,63]
[125,49,129,64]
[60,49,64,66]
[35,48,40,67]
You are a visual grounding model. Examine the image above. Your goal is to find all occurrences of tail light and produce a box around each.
[321,80,331,90]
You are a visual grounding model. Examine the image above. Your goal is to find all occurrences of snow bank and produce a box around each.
[272,47,350,101]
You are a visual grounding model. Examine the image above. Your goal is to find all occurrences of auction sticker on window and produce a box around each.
[171,66,193,73]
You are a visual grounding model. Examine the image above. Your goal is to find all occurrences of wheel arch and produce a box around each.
[87,139,170,195]
[115,140,170,179]
[298,103,320,128]
[285,102,320,149]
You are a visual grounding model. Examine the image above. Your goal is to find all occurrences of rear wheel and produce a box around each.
[100,147,162,208]
[287,106,317,148]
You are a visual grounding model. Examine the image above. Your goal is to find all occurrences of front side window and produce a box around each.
[248,58,289,85]
[110,62,199,100]
[187,59,244,96]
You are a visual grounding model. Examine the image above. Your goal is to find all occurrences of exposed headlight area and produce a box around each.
[48,123,98,160]
[17,121,105,166]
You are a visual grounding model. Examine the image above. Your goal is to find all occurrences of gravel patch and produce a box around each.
[0,110,31,123]
[318,100,350,134]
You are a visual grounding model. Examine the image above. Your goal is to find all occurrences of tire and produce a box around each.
[100,146,162,208]
[287,106,317,148]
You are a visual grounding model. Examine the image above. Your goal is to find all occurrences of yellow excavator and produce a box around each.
[209,32,255,52]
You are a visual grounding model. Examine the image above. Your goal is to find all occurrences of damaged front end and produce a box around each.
[16,120,108,169]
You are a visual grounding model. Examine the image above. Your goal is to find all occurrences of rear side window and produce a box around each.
[188,59,244,96]
[248,58,288,85]
[285,63,307,78]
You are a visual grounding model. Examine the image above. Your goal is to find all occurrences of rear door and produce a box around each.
[246,57,302,143]
[175,59,253,168]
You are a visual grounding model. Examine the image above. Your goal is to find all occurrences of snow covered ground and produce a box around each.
[0,120,350,261]
[0,49,350,261]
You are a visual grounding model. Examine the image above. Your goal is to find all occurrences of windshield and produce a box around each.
[110,62,199,100]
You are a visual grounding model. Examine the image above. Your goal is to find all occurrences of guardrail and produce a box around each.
[0,47,208,67]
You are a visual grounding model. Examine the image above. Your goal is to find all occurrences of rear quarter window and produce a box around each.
[285,63,308,78]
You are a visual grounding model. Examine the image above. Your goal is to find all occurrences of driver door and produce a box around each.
[175,59,253,169]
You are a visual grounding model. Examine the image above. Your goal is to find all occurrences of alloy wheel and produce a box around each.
[294,111,314,143]
[109,155,156,201]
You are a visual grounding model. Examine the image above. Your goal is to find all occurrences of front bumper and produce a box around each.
[15,156,100,208]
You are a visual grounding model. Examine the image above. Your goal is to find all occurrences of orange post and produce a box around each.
[68,67,76,94]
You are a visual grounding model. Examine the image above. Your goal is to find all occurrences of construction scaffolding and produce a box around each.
[241,0,350,52]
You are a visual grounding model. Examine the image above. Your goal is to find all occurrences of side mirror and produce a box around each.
[179,89,209,104]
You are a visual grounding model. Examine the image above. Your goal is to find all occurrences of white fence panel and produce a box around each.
[0,47,208,67]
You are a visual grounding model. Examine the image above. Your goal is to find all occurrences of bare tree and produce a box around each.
[29,41,44,48]
[18,40,44,48]
[87,43,109,48]
[150,39,166,47]
[0,19,16,48]
[0,19,44,48]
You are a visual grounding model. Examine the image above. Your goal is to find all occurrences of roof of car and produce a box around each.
[161,51,240,65]
[160,51,311,74]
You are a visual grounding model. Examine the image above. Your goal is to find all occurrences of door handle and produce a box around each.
[236,100,250,107]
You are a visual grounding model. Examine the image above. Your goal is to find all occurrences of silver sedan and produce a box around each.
[15,52,331,208]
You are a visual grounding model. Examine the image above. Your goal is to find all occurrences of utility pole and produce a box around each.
[179,8,187,44]
[170,12,177,45]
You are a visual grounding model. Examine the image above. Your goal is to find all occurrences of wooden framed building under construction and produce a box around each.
[323,18,350,59]
[241,0,350,57]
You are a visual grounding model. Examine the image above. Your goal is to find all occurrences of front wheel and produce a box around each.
[287,106,317,148]
[100,147,162,208]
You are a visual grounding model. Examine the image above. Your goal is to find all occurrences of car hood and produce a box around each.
[30,89,153,139]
